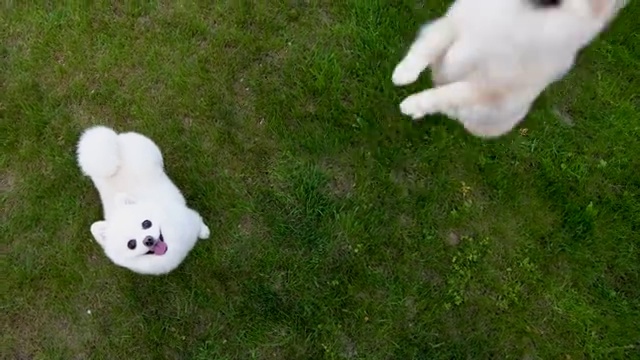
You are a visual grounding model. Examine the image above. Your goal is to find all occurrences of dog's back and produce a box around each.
[438,0,609,87]
[78,126,185,220]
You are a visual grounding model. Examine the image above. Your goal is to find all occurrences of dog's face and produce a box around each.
[90,194,169,261]
[530,0,627,20]
[89,193,206,275]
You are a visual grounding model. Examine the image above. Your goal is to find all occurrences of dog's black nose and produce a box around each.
[143,236,155,247]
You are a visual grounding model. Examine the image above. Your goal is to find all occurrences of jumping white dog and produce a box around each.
[393,0,627,137]
[77,126,210,275]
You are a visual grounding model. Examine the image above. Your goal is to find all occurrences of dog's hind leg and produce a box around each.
[399,81,476,120]
[400,82,532,138]
[392,18,456,86]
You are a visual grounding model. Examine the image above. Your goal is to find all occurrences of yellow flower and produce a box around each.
[460,182,471,197]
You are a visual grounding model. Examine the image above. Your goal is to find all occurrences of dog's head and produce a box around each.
[530,0,627,20]
[89,193,204,274]
[90,193,169,261]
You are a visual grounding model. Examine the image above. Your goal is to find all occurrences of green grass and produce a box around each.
[2,1,639,359]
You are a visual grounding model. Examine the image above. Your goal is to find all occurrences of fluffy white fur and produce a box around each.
[393,0,627,138]
[77,126,210,275]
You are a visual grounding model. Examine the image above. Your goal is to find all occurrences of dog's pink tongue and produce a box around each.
[153,241,167,255]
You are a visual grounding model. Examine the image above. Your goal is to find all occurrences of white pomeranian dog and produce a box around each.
[77,126,210,275]
[393,0,627,138]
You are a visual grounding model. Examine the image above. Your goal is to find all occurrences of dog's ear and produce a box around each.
[114,192,136,206]
[90,221,109,244]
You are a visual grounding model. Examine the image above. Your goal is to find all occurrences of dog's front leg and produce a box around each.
[392,18,456,86]
[188,209,210,239]
[198,221,210,240]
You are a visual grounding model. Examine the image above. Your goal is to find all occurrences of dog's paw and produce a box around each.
[399,93,436,120]
[392,60,423,86]
[199,224,210,239]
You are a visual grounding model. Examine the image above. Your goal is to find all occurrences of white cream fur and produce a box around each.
[77,126,210,275]
[393,0,627,137]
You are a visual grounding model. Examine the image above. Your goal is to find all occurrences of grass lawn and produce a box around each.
[2,1,639,359]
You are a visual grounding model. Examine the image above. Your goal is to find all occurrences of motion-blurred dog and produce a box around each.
[393,0,627,137]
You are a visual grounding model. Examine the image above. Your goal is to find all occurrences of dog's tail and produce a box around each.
[77,126,121,179]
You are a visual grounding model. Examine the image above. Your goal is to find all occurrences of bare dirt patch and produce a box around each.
[236,213,268,238]
[0,170,16,193]
[69,102,120,129]
[320,158,355,198]
[446,231,462,247]
[553,105,576,127]
[0,171,19,225]
[6,309,99,360]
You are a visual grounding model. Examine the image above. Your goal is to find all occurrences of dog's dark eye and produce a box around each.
[142,220,152,229]
[127,239,137,250]
[532,0,562,7]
